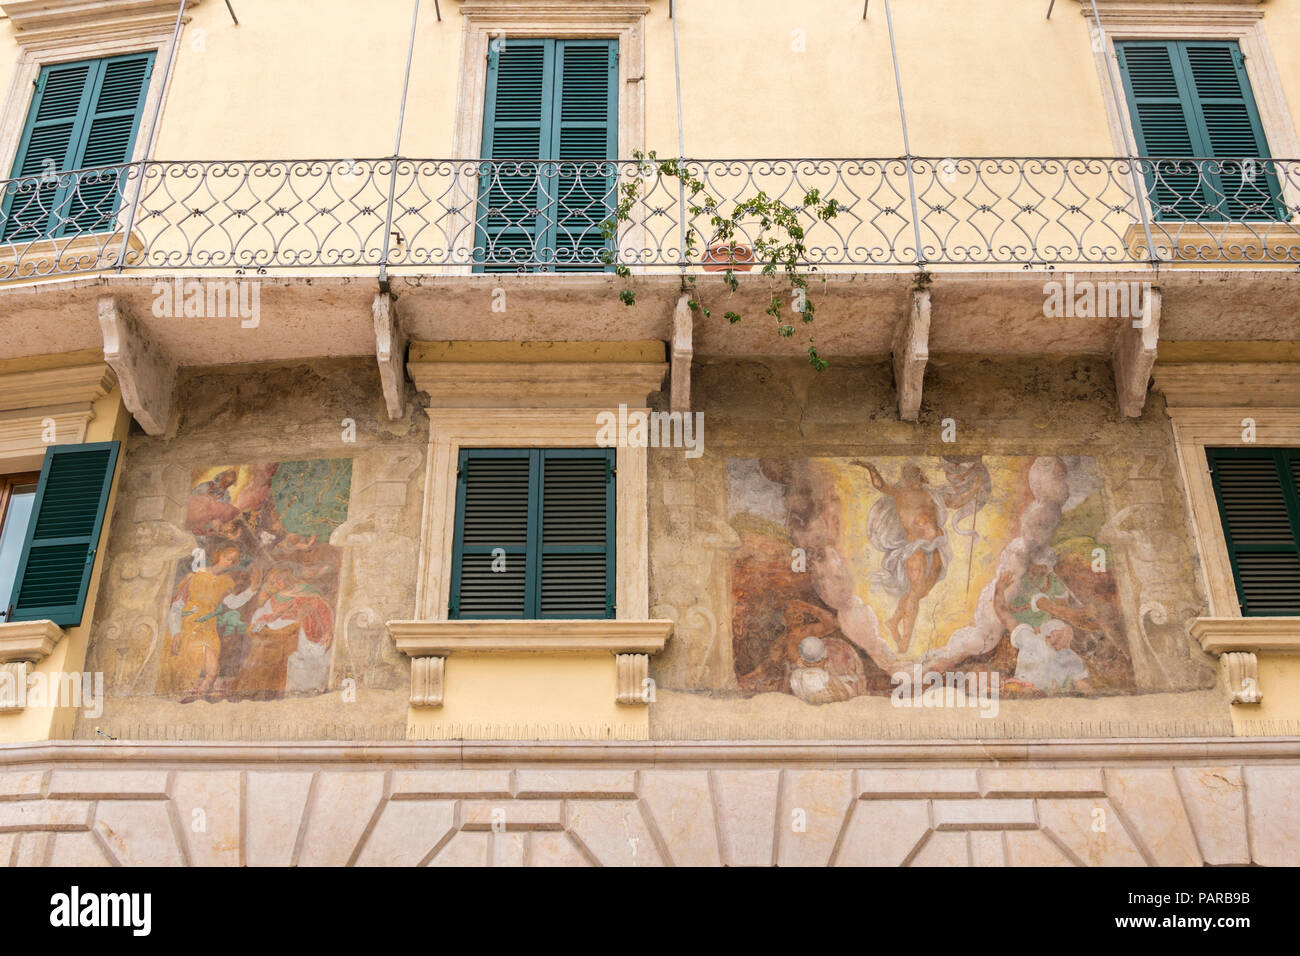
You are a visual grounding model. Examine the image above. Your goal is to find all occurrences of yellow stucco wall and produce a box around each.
[406,653,647,740]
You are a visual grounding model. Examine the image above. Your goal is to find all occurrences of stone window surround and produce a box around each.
[1159,370,1300,703]
[1085,1,1300,213]
[0,8,192,183]
[450,1,649,162]
[390,404,666,708]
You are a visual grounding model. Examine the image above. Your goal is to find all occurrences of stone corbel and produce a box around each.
[1112,286,1160,418]
[1192,617,1300,705]
[372,292,408,421]
[893,288,930,422]
[98,295,175,436]
[671,294,692,413]
[0,619,63,712]
[386,619,672,707]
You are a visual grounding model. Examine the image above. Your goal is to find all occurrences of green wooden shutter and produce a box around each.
[66,53,154,234]
[551,40,618,271]
[477,39,552,271]
[450,448,615,619]
[8,441,120,628]
[2,60,96,241]
[450,449,534,617]
[1,52,152,242]
[538,448,614,618]
[1117,40,1283,222]
[1206,448,1300,616]
[475,38,616,272]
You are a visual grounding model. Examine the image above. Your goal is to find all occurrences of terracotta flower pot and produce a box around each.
[702,242,755,272]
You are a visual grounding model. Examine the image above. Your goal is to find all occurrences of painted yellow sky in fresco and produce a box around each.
[832,458,1022,660]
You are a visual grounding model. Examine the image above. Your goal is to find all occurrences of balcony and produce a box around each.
[1,156,1300,281]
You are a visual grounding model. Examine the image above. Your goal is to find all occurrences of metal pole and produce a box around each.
[223,0,238,25]
[672,0,687,269]
[883,0,925,267]
[1089,0,1158,265]
[379,0,421,289]
[114,0,187,271]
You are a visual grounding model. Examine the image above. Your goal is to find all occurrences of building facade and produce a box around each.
[0,0,1298,866]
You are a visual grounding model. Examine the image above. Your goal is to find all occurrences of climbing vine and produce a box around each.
[600,150,841,371]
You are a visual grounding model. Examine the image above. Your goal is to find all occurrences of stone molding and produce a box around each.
[0,363,114,413]
[408,361,667,409]
[0,362,115,470]
[0,620,64,713]
[1194,617,1300,655]
[0,1,200,42]
[1156,363,1300,409]
[388,619,673,656]
[5,736,1298,765]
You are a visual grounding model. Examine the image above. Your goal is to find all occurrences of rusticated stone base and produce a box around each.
[2,739,1298,866]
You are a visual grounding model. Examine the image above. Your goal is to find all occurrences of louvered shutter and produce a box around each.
[1207,448,1300,617]
[477,39,551,271]
[1117,40,1282,222]
[66,53,154,234]
[539,449,614,618]
[551,40,617,271]
[450,448,615,619]
[475,38,616,272]
[1,53,152,242]
[1181,43,1282,221]
[8,442,120,628]
[2,61,95,241]
[450,450,534,617]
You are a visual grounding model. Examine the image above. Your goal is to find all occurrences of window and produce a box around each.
[474,38,617,272]
[449,448,614,619]
[1116,40,1284,222]
[4,442,119,628]
[0,473,39,622]
[1206,447,1300,617]
[2,52,154,242]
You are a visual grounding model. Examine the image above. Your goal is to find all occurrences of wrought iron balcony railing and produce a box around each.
[2,156,1299,281]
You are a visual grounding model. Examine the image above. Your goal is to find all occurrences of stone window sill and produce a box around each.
[386,618,672,707]
[0,619,64,712]
[1192,617,1300,705]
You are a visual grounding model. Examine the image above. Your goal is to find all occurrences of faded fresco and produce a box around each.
[728,456,1137,703]
[158,459,352,703]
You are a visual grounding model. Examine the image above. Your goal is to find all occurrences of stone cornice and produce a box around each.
[387,619,673,656]
[0,0,200,44]
[1155,362,1300,409]
[2,736,1299,768]
[458,0,650,22]
[1080,0,1265,21]
[409,361,667,409]
[0,363,114,413]
[1193,617,1300,655]
[0,620,63,664]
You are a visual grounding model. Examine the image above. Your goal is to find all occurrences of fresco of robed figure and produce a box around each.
[727,455,1135,705]
[158,458,352,703]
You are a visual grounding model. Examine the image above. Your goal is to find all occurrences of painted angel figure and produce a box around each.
[851,459,990,654]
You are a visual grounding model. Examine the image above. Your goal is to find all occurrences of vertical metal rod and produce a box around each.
[115,0,187,271]
[1046,0,1055,19]
[379,0,422,286]
[223,0,238,25]
[1089,0,1157,265]
[672,0,687,269]
[883,0,924,267]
